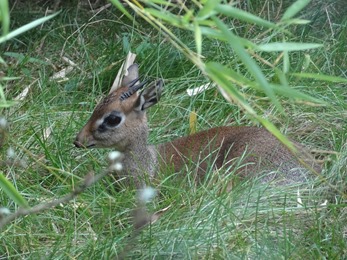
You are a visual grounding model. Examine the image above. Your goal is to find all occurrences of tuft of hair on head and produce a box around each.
[119,78,148,101]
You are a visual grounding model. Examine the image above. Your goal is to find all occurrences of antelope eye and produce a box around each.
[104,114,122,127]
[98,112,124,132]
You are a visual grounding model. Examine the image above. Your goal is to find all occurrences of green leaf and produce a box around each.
[0,171,29,208]
[281,0,311,21]
[269,84,323,103]
[206,62,295,151]
[205,62,251,109]
[212,16,282,112]
[199,26,226,40]
[145,8,182,27]
[0,76,21,81]
[0,11,60,44]
[256,42,322,52]
[0,0,10,35]
[194,21,202,56]
[291,73,347,83]
[197,0,221,20]
[258,118,295,151]
[215,4,277,29]
[109,0,134,21]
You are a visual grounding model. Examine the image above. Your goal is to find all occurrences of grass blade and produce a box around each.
[109,0,134,21]
[0,171,29,208]
[0,11,60,44]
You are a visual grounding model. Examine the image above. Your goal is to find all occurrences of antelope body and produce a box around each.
[74,64,321,187]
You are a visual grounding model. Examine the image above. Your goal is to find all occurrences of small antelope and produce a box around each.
[74,64,321,187]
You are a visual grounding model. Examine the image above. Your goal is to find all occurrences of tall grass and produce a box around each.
[0,0,346,258]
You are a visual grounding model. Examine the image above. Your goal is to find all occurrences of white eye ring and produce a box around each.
[95,111,125,132]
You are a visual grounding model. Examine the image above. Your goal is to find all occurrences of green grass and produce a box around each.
[1,1,347,259]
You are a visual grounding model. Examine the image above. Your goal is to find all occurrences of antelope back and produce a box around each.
[74,64,163,151]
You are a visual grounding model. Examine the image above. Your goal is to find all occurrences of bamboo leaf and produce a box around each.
[199,26,226,40]
[258,118,295,150]
[212,16,282,112]
[291,73,347,83]
[269,84,323,103]
[194,21,202,56]
[257,42,322,52]
[206,62,294,150]
[0,171,29,208]
[197,0,221,20]
[281,0,311,21]
[0,0,10,36]
[145,8,182,27]
[215,4,277,29]
[109,0,134,21]
[205,62,254,113]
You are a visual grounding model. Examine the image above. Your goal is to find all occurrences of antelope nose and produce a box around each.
[74,140,83,148]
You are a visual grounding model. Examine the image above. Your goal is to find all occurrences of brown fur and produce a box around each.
[74,65,321,187]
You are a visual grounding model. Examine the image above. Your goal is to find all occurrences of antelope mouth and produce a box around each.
[74,140,95,148]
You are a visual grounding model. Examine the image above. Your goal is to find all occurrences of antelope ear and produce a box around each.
[134,79,163,111]
[109,52,137,94]
[121,64,139,87]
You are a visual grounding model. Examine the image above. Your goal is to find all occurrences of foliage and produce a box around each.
[0,0,346,258]
[0,2,59,209]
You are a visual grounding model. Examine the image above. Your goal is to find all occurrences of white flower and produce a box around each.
[108,151,122,162]
[0,117,7,128]
[138,186,157,203]
[0,207,11,215]
[110,162,123,172]
[7,147,15,158]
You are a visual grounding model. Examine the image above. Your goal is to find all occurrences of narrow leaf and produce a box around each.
[291,73,347,83]
[282,0,311,21]
[205,62,254,113]
[269,84,323,103]
[0,0,10,35]
[0,171,29,208]
[194,21,202,56]
[212,17,282,112]
[197,0,221,20]
[258,118,295,151]
[109,0,134,21]
[257,42,322,52]
[145,8,182,27]
[215,5,277,29]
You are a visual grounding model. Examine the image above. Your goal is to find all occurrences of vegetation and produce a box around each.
[0,0,346,258]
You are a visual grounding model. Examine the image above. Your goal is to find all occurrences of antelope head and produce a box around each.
[74,64,163,152]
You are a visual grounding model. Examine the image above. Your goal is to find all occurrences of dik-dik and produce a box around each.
[74,64,321,187]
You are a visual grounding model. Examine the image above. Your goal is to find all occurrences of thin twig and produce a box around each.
[0,169,112,229]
